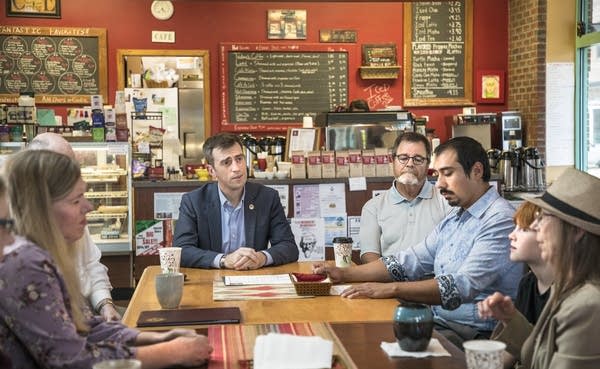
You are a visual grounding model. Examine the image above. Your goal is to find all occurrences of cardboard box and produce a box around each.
[375,148,391,177]
[307,150,322,179]
[290,151,306,179]
[116,113,128,129]
[348,149,363,177]
[321,151,336,178]
[335,150,349,178]
[362,149,377,177]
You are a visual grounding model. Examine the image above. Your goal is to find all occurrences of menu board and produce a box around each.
[403,0,473,106]
[0,26,107,104]
[220,43,348,132]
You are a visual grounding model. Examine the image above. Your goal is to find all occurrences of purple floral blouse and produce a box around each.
[0,236,139,369]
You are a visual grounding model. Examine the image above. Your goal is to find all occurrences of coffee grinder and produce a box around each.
[498,111,522,151]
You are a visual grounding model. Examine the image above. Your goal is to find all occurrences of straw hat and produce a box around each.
[526,168,600,235]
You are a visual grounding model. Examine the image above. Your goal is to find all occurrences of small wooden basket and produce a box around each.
[290,273,332,296]
[144,79,169,88]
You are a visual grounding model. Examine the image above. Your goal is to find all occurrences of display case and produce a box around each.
[72,142,132,254]
[0,141,26,166]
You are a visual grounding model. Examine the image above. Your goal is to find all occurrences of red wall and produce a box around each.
[1,1,508,143]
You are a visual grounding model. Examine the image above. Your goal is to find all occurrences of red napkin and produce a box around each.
[292,273,328,282]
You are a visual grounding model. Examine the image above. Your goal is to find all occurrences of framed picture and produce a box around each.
[319,29,357,43]
[476,70,505,104]
[6,0,61,18]
[267,9,306,40]
[285,127,320,161]
[361,43,397,67]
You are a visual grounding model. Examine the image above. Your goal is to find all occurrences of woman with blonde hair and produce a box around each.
[479,168,600,368]
[0,149,212,368]
[0,175,14,368]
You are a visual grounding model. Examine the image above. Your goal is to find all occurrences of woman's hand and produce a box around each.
[135,328,197,345]
[478,292,517,325]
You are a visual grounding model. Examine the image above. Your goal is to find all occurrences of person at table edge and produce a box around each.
[314,136,522,343]
[175,132,298,270]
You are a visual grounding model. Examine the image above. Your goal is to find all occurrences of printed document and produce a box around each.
[223,274,292,286]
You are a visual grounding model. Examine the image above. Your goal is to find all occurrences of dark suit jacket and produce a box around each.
[175,181,298,268]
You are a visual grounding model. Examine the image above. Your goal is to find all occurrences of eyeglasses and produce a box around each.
[393,154,428,166]
[0,218,14,232]
[534,211,556,223]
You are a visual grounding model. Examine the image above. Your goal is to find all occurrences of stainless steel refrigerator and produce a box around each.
[178,68,206,166]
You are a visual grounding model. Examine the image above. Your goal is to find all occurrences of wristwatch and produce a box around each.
[219,255,227,269]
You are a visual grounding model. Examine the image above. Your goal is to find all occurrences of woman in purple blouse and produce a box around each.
[0,176,14,368]
[0,150,212,369]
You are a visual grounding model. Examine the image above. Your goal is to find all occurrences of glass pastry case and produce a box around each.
[72,142,132,254]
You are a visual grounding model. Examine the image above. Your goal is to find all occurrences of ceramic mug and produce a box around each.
[393,302,434,351]
[155,272,184,309]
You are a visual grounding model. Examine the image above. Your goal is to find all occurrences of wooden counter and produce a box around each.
[131,177,392,280]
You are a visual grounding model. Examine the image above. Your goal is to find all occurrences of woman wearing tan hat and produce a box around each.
[479,167,600,369]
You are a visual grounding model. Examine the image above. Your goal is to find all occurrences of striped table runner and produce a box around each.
[207,322,358,369]
[213,280,309,301]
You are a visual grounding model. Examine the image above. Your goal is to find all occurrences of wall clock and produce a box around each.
[151,0,174,20]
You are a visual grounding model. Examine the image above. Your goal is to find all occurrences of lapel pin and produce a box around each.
[249,204,255,210]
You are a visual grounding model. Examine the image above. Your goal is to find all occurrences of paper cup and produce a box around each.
[463,339,506,369]
[159,247,181,273]
[333,237,353,268]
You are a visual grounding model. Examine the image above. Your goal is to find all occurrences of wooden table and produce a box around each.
[330,322,466,369]
[123,262,399,328]
[123,262,467,369]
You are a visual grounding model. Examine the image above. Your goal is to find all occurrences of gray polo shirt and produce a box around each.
[359,180,452,257]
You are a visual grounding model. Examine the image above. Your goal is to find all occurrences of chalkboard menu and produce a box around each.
[0,26,107,104]
[403,0,473,106]
[220,43,348,132]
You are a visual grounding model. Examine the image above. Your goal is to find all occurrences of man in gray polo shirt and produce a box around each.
[359,132,451,263]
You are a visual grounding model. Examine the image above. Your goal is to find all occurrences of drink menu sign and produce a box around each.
[220,43,348,132]
[403,0,473,106]
[0,26,107,104]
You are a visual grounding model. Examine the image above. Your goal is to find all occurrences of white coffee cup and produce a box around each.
[332,237,353,268]
[93,359,142,369]
[463,339,506,369]
[159,247,181,273]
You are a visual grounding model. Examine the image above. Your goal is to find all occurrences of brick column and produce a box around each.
[508,0,547,153]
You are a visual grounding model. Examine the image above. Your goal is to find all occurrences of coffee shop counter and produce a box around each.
[131,177,392,281]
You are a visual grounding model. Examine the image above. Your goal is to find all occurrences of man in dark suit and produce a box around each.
[175,132,298,269]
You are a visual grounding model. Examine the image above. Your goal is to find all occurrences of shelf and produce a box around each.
[359,66,401,79]
[87,211,128,220]
[85,191,129,199]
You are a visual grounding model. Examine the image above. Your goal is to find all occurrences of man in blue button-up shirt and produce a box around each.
[314,136,522,344]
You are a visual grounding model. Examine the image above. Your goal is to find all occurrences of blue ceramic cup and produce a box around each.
[393,302,434,351]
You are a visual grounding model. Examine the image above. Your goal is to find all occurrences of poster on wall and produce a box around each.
[291,218,325,261]
[135,219,174,256]
[267,9,307,39]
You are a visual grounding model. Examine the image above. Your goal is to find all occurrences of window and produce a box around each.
[576,0,600,177]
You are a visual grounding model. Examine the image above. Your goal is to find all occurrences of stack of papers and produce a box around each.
[223,274,292,286]
[253,333,333,369]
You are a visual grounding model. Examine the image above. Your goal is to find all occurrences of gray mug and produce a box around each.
[155,272,184,309]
